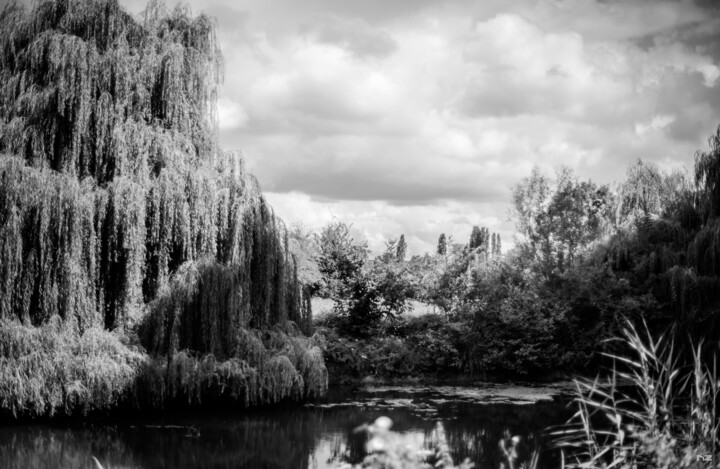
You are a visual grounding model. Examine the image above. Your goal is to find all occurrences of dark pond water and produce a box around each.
[0,383,575,469]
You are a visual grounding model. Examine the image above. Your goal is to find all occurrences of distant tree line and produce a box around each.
[309,126,720,379]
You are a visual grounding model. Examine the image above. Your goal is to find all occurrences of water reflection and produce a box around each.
[0,386,573,469]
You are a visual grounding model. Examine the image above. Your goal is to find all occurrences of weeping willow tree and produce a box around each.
[0,0,324,416]
[602,126,720,338]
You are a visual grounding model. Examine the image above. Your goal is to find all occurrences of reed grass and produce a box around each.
[553,320,718,468]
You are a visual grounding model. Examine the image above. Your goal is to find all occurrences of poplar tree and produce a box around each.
[437,233,447,255]
[396,234,407,261]
[469,226,482,249]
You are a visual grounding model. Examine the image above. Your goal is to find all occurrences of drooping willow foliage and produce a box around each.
[0,0,310,331]
[0,0,323,416]
[695,127,720,221]
[0,0,222,182]
[603,126,720,336]
[133,329,327,410]
[133,259,327,407]
[0,156,146,330]
[0,317,146,418]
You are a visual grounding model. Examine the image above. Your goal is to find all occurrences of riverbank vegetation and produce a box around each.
[340,322,720,469]
[299,129,720,464]
[304,126,720,384]
[0,0,326,418]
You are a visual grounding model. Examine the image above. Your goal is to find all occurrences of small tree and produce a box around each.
[314,221,368,298]
[288,223,322,293]
[511,166,610,275]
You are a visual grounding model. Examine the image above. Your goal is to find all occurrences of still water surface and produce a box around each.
[0,383,574,469]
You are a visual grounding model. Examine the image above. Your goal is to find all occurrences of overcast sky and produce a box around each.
[80,0,720,254]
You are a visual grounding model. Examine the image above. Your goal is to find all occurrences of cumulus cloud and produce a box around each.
[113,0,720,253]
[299,13,398,59]
[264,192,507,256]
[217,98,249,130]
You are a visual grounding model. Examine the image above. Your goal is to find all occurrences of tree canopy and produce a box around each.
[512,167,611,275]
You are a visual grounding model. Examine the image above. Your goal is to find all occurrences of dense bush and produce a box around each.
[316,314,464,380]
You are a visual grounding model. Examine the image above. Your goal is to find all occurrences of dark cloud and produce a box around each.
[546,65,570,78]
[629,0,720,62]
[202,4,256,49]
[667,117,706,142]
[634,20,720,60]
[283,0,455,23]
[655,70,720,142]
[248,160,508,206]
[455,83,531,117]
[694,0,720,11]
[299,13,397,59]
[204,3,251,26]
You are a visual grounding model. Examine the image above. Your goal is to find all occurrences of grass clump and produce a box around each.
[554,321,718,468]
